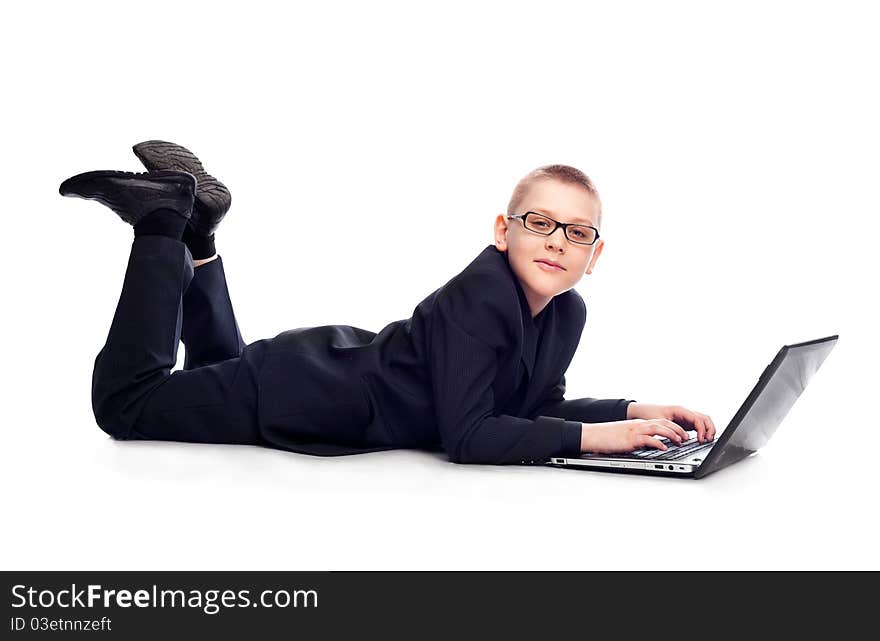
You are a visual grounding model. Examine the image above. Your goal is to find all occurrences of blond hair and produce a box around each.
[506,164,603,230]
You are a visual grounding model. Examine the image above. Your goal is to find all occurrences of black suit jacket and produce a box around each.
[255,244,636,464]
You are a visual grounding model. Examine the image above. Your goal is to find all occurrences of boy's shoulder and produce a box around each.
[453,244,586,318]
[554,286,587,324]
[434,245,586,342]
[438,245,517,308]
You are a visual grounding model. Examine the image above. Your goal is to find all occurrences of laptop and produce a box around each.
[546,334,838,479]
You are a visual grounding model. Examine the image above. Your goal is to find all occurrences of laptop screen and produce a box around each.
[696,334,838,478]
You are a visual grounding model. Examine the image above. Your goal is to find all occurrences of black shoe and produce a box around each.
[58,170,196,226]
[132,140,231,236]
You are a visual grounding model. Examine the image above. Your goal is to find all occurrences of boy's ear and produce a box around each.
[494,213,509,251]
[585,239,604,274]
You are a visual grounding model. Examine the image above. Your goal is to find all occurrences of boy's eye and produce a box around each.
[571,229,586,238]
[532,220,551,228]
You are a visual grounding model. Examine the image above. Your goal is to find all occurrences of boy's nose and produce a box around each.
[546,227,567,246]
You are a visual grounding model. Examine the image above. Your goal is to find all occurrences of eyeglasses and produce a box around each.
[506,212,600,246]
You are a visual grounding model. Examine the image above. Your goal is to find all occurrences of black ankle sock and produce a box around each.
[133,208,188,240]
[182,225,216,260]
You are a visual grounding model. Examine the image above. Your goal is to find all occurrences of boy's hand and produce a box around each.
[580,419,691,454]
[626,402,717,443]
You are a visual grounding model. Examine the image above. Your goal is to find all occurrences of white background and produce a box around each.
[1,0,876,570]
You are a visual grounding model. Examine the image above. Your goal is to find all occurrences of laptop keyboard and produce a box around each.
[629,436,714,461]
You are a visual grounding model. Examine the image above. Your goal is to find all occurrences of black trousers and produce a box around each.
[92,234,271,446]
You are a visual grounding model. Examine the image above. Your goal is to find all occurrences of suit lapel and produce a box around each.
[501,248,539,383]
[471,244,550,387]
[516,284,538,382]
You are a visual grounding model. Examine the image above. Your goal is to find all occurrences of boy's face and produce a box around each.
[494,179,604,315]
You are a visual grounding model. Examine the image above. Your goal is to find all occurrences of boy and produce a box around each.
[59,142,715,465]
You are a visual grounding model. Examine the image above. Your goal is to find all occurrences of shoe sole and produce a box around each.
[58,169,196,225]
[132,140,231,218]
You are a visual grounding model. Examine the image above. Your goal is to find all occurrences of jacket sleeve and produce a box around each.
[428,278,586,465]
[532,373,637,426]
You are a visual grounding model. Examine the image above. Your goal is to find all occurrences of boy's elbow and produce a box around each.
[444,443,500,465]
[443,440,478,465]
[441,423,503,465]
[444,446,467,464]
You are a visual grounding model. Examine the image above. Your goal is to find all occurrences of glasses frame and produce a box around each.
[506,212,601,246]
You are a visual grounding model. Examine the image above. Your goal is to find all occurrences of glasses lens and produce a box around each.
[523,213,555,233]
[566,225,597,245]
[523,213,596,245]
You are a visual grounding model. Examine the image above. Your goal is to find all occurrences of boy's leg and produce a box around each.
[181,254,246,370]
[92,234,267,445]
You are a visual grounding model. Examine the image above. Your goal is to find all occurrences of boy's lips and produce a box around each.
[534,258,565,271]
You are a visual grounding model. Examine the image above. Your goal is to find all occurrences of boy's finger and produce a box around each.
[697,415,711,441]
[670,409,698,436]
[656,424,684,444]
[640,435,668,450]
[664,419,688,442]
[694,418,707,443]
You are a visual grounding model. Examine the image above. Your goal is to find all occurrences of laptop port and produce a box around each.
[668,465,674,470]
[655,465,664,469]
